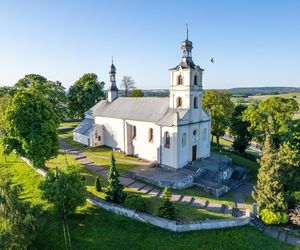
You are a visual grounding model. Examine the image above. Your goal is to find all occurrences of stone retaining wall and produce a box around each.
[88,195,250,232]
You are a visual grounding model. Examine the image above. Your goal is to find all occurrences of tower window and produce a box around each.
[193,97,198,109]
[132,126,136,140]
[193,129,197,136]
[177,75,183,85]
[148,128,154,143]
[176,97,182,108]
[164,132,170,148]
[182,133,187,147]
[194,75,198,85]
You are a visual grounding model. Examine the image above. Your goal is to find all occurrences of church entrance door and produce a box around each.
[192,145,197,161]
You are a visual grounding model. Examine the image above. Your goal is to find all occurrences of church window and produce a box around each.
[176,97,182,108]
[182,133,187,147]
[194,75,198,85]
[193,97,198,109]
[132,126,136,140]
[203,128,207,141]
[193,129,197,136]
[177,75,183,85]
[98,136,101,141]
[148,128,154,143]
[164,132,170,148]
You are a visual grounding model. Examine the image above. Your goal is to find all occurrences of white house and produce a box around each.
[74,32,211,169]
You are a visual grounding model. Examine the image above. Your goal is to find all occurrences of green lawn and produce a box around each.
[0,157,294,250]
[84,146,147,162]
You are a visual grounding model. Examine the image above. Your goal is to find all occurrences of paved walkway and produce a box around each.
[59,141,248,218]
[233,183,254,210]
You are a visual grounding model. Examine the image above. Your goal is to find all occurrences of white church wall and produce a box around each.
[199,121,211,158]
[161,126,178,168]
[94,117,125,150]
[178,126,189,168]
[73,132,90,146]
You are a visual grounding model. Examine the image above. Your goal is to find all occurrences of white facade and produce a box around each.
[74,34,211,169]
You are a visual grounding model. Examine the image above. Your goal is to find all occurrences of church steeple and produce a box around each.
[107,59,118,102]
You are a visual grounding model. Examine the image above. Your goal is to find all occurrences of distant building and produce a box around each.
[74,32,211,169]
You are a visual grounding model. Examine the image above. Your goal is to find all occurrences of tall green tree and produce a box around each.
[105,154,126,203]
[68,73,105,119]
[230,104,252,153]
[4,89,60,167]
[14,74,68,120]
[39,167,87,217]
[203,90,234,150]
[0,86,15,97]
[243,97,299,144]
[130,88,144,97]
[0,175,37,249]
[253,137,287,213]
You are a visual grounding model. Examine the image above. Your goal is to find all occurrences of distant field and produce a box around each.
[232,92,300,120]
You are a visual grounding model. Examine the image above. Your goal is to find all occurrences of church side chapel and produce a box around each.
[74,31,211,170]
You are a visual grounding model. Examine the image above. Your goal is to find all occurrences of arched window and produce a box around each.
[164,132,170,148]
[193,97,198,109]
[182,133,187,147]
[194,75,198,85]
[148,128,154,143]
[193,129,197,136]
[176,97,182,108]
[203,128,207,141]
[177,75,183,85]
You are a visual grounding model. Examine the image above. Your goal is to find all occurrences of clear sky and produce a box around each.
[1,0,300,90]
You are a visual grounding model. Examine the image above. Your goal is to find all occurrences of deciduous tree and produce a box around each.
[68,73,105,119]
[130,88,144,97]
[39,167,87,217]
[0,175,37,249]
[243,97,299,144]
[4,89,60,167]
[203,90,234,150]
[121,76,135,97]
[230,104,252,153]
[0,94,11,135]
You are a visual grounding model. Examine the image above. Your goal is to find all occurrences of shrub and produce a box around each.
[158,187,176,220]
[125,195,147,212]
[95,176,102,192]
[260,209,288,225]
[287,191,300,207]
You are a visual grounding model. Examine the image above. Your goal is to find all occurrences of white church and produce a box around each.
[74,32,211,169]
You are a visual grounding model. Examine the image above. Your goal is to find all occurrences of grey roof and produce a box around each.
[73,118,101,136]
[86,97,189,126]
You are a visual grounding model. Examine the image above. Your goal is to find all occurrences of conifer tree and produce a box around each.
[253,136,287,213]
[158,187,176,220]
[95,176,102,192]
[105,154,126,203]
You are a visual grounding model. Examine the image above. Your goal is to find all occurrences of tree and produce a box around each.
[105,154,126,203]
[0,94,11,135]
[3,89,60,168]
[158,187,176,220]
[95,176,102,192]
[253,137,287,213]
[121,76,135,97]
[0,86,14,97]
[39,167,87,217]
[68,73,105,119]
[14,74,68,120]
[130,88,144,97]
[243,97,299,144]
[230,104,252,153]
[0,175,37,249]
[203,90,234,150]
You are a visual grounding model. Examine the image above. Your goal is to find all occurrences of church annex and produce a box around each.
[74,32,211,169]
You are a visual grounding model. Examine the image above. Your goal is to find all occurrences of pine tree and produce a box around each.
[158,187,176,220]
[105,153,126,203]
[253,136,287,213]
[95,176,102,192]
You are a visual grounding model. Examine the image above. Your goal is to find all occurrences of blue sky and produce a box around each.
[1,0,300,89]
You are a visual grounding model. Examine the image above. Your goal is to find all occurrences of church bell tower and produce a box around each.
[107,60,119,102]
[168,28,204,122]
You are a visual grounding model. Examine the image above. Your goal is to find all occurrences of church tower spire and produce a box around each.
[107,59,118,102]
